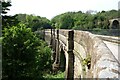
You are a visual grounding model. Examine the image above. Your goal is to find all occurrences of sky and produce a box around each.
[7,0,120,19]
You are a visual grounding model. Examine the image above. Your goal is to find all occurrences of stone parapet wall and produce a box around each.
[45,29,120,79]
[73,30,120,78]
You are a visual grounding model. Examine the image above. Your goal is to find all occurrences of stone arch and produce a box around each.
[59,48,66,72]
[111,20,119,29]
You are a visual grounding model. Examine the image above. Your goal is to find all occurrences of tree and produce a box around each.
[2,15,19,29]
[51,12,75,29]
[51,10,119,30]
[16,14,51,31]
[2,1,19,29]
[2,24,52,79]
[59,14,74,29]
[2,1,11,14]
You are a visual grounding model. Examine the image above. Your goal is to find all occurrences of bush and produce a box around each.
[2,24,51,79]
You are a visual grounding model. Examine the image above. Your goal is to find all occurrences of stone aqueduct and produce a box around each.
[38,18,120,79]
[44,29,120,79]
[109,18,120,29]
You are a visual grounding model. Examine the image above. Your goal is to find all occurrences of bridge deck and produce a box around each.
[103,41,120,63]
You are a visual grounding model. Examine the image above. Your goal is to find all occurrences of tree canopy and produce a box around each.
[15,14,52,31]
[51,10,119,30]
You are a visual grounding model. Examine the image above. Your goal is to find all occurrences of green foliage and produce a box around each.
[2,15,19,29]
[2,1,11,14]
[51,12,75,29]
[82,55,91,66]
[2,24,52,79]
[51,10,119,30]
[43,71,64,79]
[16,14,51,31]
[2,1,19,29]
[57,14,74,29]
[82,55,91,72]
[92,28,102,32]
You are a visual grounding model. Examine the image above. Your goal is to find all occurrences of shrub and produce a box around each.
[2,24,51,79]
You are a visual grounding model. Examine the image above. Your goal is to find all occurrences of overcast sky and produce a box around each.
[7,0,120,19]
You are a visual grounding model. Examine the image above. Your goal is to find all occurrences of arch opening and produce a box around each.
[60,48,66,72]
[112,20,119,29]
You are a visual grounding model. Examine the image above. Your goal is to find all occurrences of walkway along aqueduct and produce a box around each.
[44,29,120,80]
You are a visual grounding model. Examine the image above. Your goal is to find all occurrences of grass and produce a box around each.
[43,71,65,80]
